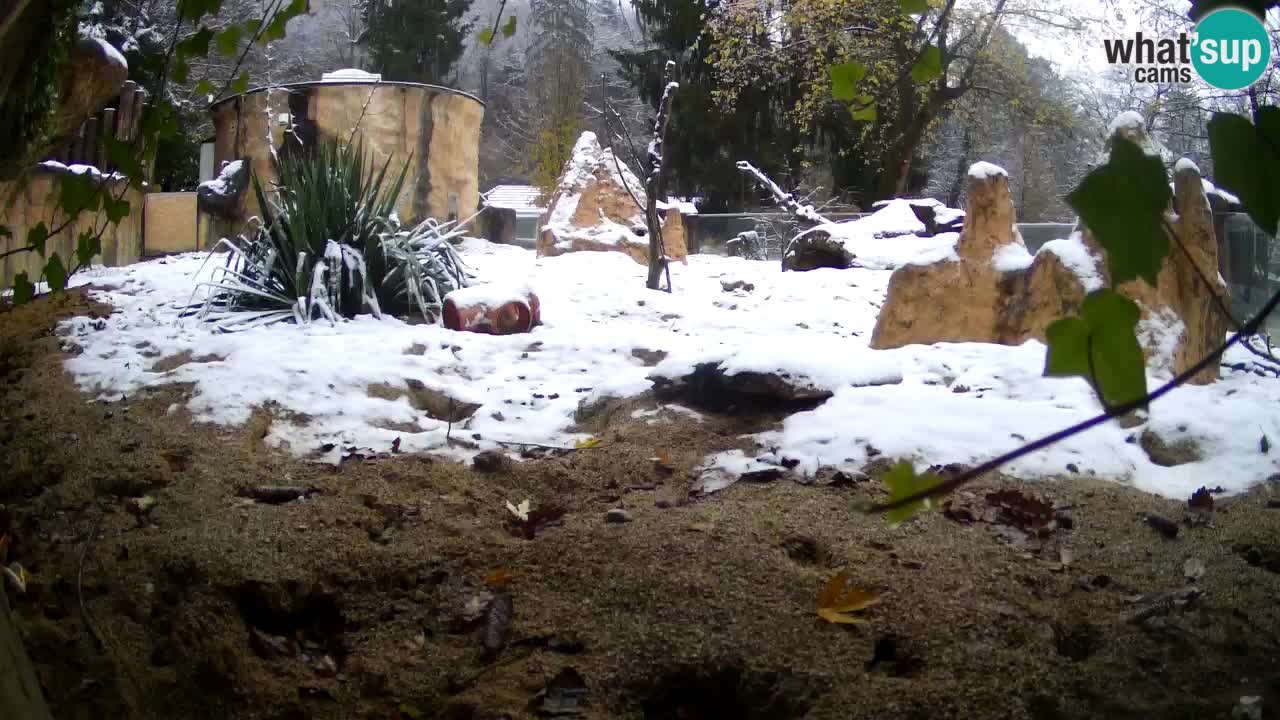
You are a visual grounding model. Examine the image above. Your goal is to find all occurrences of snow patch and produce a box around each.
[1039,233,1104,292]
[967,161,1008,180]
[55,238,1280,499]
[993,243,1034,272]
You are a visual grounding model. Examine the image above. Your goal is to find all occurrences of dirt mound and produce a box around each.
[2,290,1279,720]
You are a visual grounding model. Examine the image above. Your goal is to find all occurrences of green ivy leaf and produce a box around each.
[261,0,307,44]
[478,27,495,47]
[103,196,131,224]
[0,225,10,239]
[177,26,215,60]
[882,461,943,526]
[103,136,145,187]
[215,25,243,57]
[230,71,251,96]
[911,44,943,84]
[26,222,49,256]
[501,15,518,38]
[1067,137,1170,286]
[58,174,101,217]
[829,62,868,102]
[851,97,877,123]
[76,231,100,268]
[43,253,68,293]
[11,272,35,306]
[901,0,929,13]
[1207,109,1280,237]
[1045,289,1147,410]
[177,0,224,22]
[173,57,190,84]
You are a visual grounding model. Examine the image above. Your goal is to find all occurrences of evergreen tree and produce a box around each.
[526,0,593,193]
[612,0,804,212]
[363,0,475,83]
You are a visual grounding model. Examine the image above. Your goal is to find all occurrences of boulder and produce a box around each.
[537,131,687,265]
[871,198,965,236]
[871,118,1230,385]
[54,38,129,144]
[871,163,1030,346]
[782,199,936,272]
[781,226,856,271]
[197,160,249,220]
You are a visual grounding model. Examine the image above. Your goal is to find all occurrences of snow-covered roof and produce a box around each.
[657,198,699,215]
[484,185,546,212]
[321,68,382,83]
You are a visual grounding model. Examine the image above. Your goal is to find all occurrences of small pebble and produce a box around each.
[604,509,632,524]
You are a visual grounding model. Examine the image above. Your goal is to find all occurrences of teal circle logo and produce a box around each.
[1192,8,1271,90]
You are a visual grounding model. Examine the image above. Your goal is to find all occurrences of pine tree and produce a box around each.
[525,0,593,194]
[363,0,475,83]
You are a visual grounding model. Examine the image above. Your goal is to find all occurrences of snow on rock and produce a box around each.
[56,238,1280,499]
[993,243,1034,272]
[537,131,689,264]
[1108,111,1146,136]
[785,201,951,272]
[1038,233,1104,292]
[967,161,1008,180]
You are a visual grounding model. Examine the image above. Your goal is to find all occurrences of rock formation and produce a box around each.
[871,120,1230,385]
[782,199,957,272]
[537,132,688,265]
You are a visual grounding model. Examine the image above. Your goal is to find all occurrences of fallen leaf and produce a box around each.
[507,503,567,540]
[506,499,531,522]
[3,563,30,594]
[399,703,425,720]
[486,567,516,590]
[984,489,1054,532]
[1188,486,1214,512]
[574,437,602,450]
[0,534,8,564]
[816,572,880,625]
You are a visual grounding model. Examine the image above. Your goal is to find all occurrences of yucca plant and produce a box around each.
[185,141,472,330]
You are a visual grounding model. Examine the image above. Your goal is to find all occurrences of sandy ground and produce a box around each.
[2,289,1280,720]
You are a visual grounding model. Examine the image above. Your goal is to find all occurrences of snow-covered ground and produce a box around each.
[56,237,1280,499]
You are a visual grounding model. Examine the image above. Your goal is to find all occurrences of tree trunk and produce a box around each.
[946,125,972,208]
[645,61,678,291]
[0,590,54,720]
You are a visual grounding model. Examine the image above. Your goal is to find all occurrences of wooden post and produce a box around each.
[0,590,55,720]
[82,116,99,169]
[116,81,137,141]
[101,107,116,169]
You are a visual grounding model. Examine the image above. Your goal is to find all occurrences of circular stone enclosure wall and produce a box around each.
[211,81,484,227]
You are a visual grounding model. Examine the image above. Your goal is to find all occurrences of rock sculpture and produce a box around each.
[537,132,688,265]
[872,117,1230,385]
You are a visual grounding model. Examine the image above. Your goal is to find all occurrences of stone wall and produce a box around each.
[1,169,143,287]
[210,81,484,234]
[143,192,203,255]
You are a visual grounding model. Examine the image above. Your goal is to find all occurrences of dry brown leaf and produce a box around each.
[485,567,517,590]
[816,571,881,625]
[1188,486,1214,512]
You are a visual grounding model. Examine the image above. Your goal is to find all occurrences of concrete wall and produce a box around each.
[144,192,201,255]
[210,81,484,229]
[1,169,143,288]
